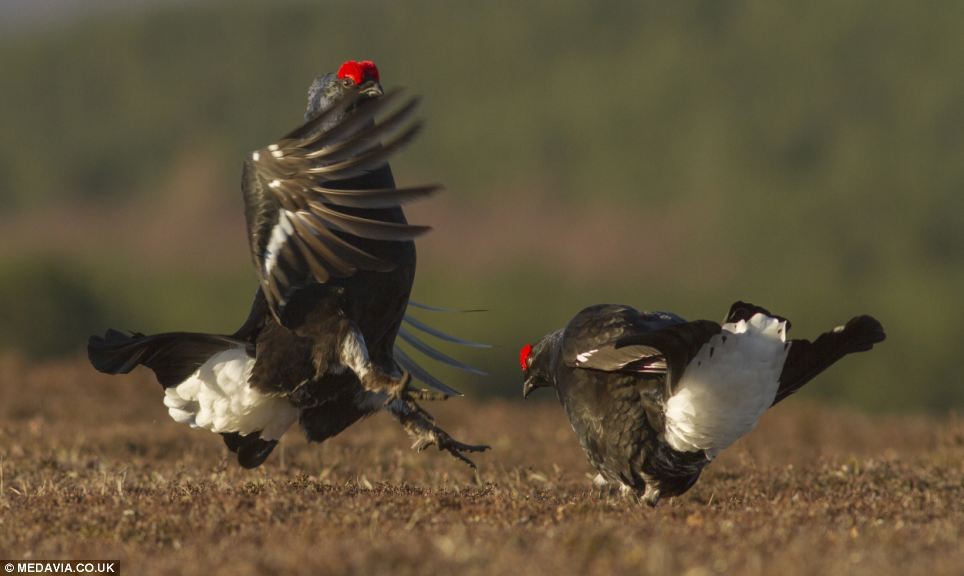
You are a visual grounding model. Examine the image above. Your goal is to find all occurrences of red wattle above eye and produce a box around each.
[337,60,380,85]
[519,343,533,371]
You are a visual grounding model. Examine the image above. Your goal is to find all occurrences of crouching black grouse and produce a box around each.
[89,60,489,468]
[521,301,885,505]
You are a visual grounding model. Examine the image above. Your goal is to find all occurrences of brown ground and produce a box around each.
[0,357,961,575]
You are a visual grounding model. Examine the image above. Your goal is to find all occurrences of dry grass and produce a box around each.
[0,356,961,575]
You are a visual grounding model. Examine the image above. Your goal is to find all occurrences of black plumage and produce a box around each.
[89,61,488,468]
[522,301,885,505]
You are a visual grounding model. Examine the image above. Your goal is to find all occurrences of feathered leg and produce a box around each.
[338,324,413,398]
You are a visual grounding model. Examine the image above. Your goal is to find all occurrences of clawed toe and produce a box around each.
[438,433,490,468]
[412,431,490,468]
[390,396,488,468]
[442,437,490,454]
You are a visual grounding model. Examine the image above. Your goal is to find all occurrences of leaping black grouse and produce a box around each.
[521,301,885,505]
[89,60,489,468]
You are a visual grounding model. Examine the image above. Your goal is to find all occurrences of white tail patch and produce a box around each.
[162,348,298,440]
[663,313,789,458]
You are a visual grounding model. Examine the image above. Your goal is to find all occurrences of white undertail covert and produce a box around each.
[162,348,298,440]
[663,313,790,458]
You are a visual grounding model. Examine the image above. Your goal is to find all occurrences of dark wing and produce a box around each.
[242,88,439,321]
[612,320,722,390]
[561,305,695,379]
[393,301,490,398]
[568,342,668,374]
[559,305,677,359]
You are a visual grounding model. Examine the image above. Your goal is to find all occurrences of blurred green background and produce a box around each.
[0,0,961,411]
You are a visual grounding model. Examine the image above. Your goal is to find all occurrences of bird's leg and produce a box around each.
[386,397,490,468]
[591,473,608,498]
[339,325,411,399]
[591,473,620,498]
[642,483,661,507]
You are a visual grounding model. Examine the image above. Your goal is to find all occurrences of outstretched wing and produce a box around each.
[241,88,438,321]
[393,301,490,398]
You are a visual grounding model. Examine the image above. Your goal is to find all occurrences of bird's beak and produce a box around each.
[360,81,383,98]
[523,379,536,400]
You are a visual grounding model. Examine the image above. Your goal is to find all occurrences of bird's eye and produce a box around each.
[342,78,354,88]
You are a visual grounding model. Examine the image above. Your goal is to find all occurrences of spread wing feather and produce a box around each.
[393,346,463,398]
[402,315,491,348]
[397,328,489,376]
[242,87,438,321]
[391,305,491,397]
[406,300,487,313]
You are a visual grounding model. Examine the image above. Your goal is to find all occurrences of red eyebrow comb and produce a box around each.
[519,343,533,371]
[337,60,380,85]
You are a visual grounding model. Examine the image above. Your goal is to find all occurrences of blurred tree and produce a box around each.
[0,257,109,358]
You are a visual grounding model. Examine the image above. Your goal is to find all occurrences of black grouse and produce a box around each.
[89,60,489,468]
[521,301,885,505]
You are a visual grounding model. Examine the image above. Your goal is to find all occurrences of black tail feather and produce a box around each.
[221,432,277,469]
[88,329,242,388]
[774,315,885,405]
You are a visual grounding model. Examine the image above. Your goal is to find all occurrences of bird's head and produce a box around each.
[305,59,384,121]
[521,332,560,399]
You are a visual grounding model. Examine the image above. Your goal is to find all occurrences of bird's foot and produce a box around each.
[642,483,661,507]
[591,473,621,497]
[412,428,491,468]
[389,398,489,468]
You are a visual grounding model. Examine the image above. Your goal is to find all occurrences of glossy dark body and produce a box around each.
[239,163,415,440]
[86,73,491,470]
[549,305,709,497]
[526,302,886,504]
